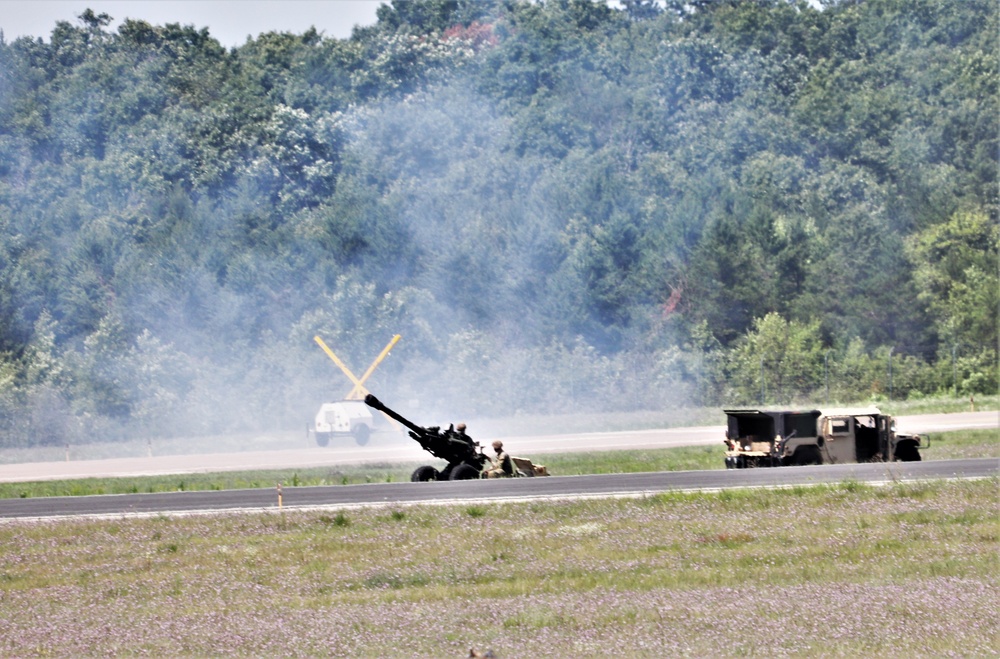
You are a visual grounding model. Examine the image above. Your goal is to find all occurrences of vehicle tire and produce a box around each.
[793,446,821,466]
[894,442,921,462]
[315,432,330,447]
[353,425,371,446]
[411,466,439,482]
[448,464,480,480]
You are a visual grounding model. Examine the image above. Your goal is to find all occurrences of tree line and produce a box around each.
[0,0,995,447]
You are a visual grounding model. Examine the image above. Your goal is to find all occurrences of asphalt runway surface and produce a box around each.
[1,458,995,520]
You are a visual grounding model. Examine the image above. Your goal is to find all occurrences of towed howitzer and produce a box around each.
[364,394,489,481]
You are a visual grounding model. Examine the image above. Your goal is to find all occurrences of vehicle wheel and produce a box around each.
[315,432,330,447]
[894,442,921,462]
[448,464,480,480]
[793,447,821,466]
[353,425,371,446]
[411,466,439,482]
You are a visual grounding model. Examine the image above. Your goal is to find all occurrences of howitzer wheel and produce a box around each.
[411,466,439,482]
[448,464,480,480]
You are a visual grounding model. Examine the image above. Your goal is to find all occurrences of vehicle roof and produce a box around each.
[724,406,883,417]
[817,406,883,416]
[724,409,820,416]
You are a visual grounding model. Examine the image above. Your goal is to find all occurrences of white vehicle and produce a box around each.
[310,400,374,446]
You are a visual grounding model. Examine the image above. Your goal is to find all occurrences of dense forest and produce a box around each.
[0,0,996,447]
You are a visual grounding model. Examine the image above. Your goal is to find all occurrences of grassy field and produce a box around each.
[0,427,995,500]
[0,426,996,657]
[0,478,996,657]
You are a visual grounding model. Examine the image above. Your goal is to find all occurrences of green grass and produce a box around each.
[0,465,408,499]
[1,428,994,500]
[879,393,999,416]
[920,427,999,459]
[0,479,996,657]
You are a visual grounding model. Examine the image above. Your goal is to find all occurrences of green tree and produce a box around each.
[909,208,998,394]
[727,312,824,405]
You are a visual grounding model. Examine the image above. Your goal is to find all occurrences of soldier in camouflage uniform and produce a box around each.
[484,439,514,478]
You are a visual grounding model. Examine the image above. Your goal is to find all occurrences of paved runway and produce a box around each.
[0,458,994,520]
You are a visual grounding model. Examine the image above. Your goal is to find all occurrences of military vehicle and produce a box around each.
[723,406,925,468]
[309,400,375,446]
[363,394,548,481]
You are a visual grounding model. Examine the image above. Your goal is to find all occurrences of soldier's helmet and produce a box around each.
[456,423,467,432]
[492,440,503,450]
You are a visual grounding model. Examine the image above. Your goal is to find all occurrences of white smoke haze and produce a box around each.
[315,74,702,429]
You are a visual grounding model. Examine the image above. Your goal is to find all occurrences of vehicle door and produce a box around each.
[820,416,857,464]
[878,415,892,460]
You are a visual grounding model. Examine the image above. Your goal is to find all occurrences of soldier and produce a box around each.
[484,439,514,478]
[444,422,477,460]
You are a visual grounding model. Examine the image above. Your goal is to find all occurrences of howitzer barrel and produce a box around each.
[364,393,483,467]
[364,394,423,434]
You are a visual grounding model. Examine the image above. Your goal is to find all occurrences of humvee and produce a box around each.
[723,406,925,468]
[310,400,375,446]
